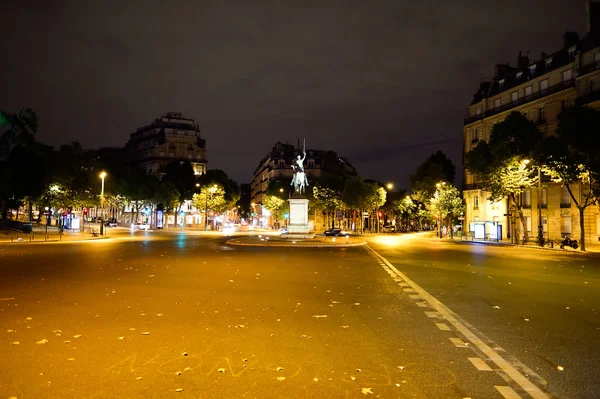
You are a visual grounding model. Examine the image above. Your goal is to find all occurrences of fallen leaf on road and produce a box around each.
[175,388,183,392]
[492,306,500,309]
[356,369,361,372]
[175,371,182,376]
[119,337,125,340]
[129,328,136,331]
[182,352,188,356]
[557,366,564,371]
[524,319,530,322]
[157,313,163,316]
[25,317,32,321]
[277,376,285,381]
[218,368,226,373]
[350,376,357,381]
[53,330,62,333]
[184,367,191,371]
[354,303,361,306]
[73,335,81,338]
[136,377,143,380]
[36,339,48,344]
[313,377,319,382]
[361,387,373,395]
[566,307,570,310]
[7,329,14,332]
[141,332,150,335]
[11,341,19,345]
[341,326,349,328]
[312,315,328,318]
[63,341,70,344]
[229,280,234,283]
[397,366,404,370]
[67,358,75,361]
[276,367,285,371]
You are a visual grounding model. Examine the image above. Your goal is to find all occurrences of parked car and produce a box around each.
[131,222,150,231]
[323,228,348,236]
[104,218,117,227]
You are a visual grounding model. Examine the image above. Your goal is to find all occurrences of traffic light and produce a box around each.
[83,208,88,215]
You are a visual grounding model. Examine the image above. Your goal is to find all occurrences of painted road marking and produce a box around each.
[450,337,469,348]
[399,282,410,287]
[409,294,421,300]
[424,311,441,318]
[496,385,523,399]
[403,288,416,293]
[436,323,451,331]
[365,245,551,399]
[416,301,428,308]
[469,357,493,371]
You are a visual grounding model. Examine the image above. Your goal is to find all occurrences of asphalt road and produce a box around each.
[0,232,597,398]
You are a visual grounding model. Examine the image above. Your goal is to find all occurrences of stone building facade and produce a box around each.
[463,2,600,244]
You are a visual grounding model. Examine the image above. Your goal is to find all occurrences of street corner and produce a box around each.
[226,234,367,248]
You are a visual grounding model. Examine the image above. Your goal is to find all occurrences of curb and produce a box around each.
[448,238,600,256]
[225,239,367,248]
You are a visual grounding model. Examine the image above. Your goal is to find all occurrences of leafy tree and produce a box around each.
[537,106,600,251]
[197,169,241,215]
[410,150,456,204]
[163,161,195,211]
[466,112,543,242]
[261,195,286,224]
[312,177,343,229]
[429,183,465,237]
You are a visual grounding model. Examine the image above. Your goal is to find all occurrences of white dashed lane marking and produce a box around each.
[365,245,550,399]
[450,337,469,348]
[435,323,451,331]
[415,301,428,308]
[496,385,523,399]
[469,357,494,371]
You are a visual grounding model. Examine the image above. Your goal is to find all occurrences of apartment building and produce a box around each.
[463,1,600,243]
[125,112,207,177]
[250,141,358,228]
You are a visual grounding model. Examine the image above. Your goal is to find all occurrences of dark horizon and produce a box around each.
[1,1,583,187]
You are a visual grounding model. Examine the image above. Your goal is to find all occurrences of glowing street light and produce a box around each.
[386,183,394,190]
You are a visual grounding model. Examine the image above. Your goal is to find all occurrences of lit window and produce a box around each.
[540,79,548,91]
[494,98,501,108]
[563,69,572,82]
[525,86,532,96]
[511,91,519,102]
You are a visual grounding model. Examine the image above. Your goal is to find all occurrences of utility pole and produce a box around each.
[537,167,543,246]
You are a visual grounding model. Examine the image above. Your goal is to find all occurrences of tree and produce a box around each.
[192,184,227,229]
[163,161,195,207]
[261,195,286,224]
[466,112,543,242]
[197,169,241,216]
[410,150,456,204]
[537,106,600,251]
[429,183,465,237]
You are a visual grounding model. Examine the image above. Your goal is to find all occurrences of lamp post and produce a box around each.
[436,182,445,239]
[537,166,543,246]
[99,171,107,235]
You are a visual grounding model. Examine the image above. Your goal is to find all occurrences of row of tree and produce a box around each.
[0,109,241,224]
[258,150,463,234]
[466,107,600,251]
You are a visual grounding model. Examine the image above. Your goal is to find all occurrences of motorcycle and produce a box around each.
[560,236,578,249]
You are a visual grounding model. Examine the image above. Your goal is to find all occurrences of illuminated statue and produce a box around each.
[291,144,309,194]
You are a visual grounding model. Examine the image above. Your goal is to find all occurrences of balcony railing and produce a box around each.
[464,79,576,124]
[560,202,571,208]
[578,60,600,76]
[576,89,600,106]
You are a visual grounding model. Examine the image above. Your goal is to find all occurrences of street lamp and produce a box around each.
[99,171,107,235]
[436,182,445,239]
[522,159,543,246]
[386,183,394,190]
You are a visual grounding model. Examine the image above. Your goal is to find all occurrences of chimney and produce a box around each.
[517,51,530,69]
[586,1,600,33]
[563,31,579,49]
[494,63,514,79]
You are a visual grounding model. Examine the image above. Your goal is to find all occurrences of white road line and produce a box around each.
[403,288,416,293]
[469,357,494,371]
[365,245,551,399]
[416,301,428,308]
[409,294,421,300]
[424,311,441,318]
[436,323,451,331]
[496,385,523,399]
[399,282,410,287]
[450,337,469,348]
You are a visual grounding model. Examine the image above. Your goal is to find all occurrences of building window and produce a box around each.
[472,128,479,143]
[494,98,501,108]
[540,79,548,92]
[278,160,285,168]
[529,65,537,76]
[560,187,571,207]
[538,107,545,122]
[562,69,572,82]
[476,107,481,115]
[521,190,531,208]
[473,195,479,209]
[561,216,572,236]
[525,86,532,96]
[525,216,532,233]
[568,47,576,61]
[511,91,519,102]
[540,189,547,208]
[308,161,314,168]
[562,99,569,111]
[542,216,548,232]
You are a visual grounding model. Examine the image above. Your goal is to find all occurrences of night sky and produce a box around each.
[2,1,583,188]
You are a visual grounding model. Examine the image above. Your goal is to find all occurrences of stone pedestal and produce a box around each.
[287,197,310,234]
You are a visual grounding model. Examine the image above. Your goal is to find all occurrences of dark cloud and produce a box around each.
[1,0,584,188]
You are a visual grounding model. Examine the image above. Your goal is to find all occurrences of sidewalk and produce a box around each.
[447,234,600,254]
[0,227,111,244]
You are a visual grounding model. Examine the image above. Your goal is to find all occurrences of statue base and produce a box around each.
[287,197,310,234]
